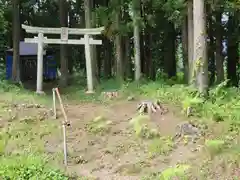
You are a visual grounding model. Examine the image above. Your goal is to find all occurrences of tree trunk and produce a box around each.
[123,36,132,79]
[227,14,238,86]
[68,0,75,75]
[133,0,141,81]
[103,37,112,78]
[148,34,155,80]
[103,0,112,79]
[144,0,154,80]
[115,3,123,82]
[193,0,208,95]
[145,32,153,79]
[59,0,68,87]
[140,2,145,75]
[187,0,194,84]
[207,6,215,86]
[182,15,188,83]
[92,0,99,83]
[215,10,224,84]
[140,32,145,75]
[163,21,176,78]
[12,0,20,82]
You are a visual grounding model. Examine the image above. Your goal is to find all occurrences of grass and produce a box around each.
[142,164,190,180]
[129,115,160,139]
[0,83,66,178]
[0,77,240,178]
[148,136,175,158]
[0,154,69,180]
[204,139,225,158]
[85,116,112,135]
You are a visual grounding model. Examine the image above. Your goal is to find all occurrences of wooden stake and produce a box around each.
[54,88,70,125]
[62,123,67,166]
[52,87,69,166]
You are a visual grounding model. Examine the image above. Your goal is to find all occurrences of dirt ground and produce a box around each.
[0,96,205,179]
[51,100,202,179]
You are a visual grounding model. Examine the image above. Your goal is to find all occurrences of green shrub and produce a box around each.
[0,154,69,180]
[129,115,160,139]
[205,139,225,158]
[159,165,190,180]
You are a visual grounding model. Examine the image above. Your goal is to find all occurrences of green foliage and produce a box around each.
[86,116,112,135]
[0,155,68,180]
[129,115,160,139]
[0,80,22,92]
[205,139,226,158]
[142,164,190,180]
[148,137,175,157]
[122,80,240,130]
[160,164,190,180]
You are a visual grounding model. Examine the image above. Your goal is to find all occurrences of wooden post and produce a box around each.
[36,32,44,93]
[84,34,94,93]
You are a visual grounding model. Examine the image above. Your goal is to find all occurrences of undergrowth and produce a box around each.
[0,154,69,179]
[142,164,190,180]
[148,136,175,158]
[86,116,112,135]
[122,79,240,127]
[129,115,160,139]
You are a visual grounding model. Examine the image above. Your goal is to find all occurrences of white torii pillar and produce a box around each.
[84,34,93,93]
[36,32,44,94]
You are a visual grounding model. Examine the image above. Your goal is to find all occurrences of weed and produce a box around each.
[142,164,190,180]
[205,139,225,158]
[182,97,204,117]
[148,136,175,158]
[129,115,160,139]
[159,164,190,180]
[115,163,142,175]
[0,132,8,155]
[0,154,69,179]
[86,116,112,135]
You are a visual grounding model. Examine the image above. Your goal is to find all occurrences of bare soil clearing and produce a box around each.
[56,100,201,179]
[0,97,203,179]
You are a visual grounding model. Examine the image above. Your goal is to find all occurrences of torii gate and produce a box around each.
[22,24,104,94]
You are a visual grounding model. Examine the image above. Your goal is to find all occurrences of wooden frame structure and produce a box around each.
[22,24,104,93]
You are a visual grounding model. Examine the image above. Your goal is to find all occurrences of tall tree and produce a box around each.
[114,0,123,82]
[91,0,99,83]
[102,0,112,79]
[182,15,188,83]
[122,2,132,79]
[207,5,215,85]
[215,10,224,84]
[187,0,194,84]
[193,0,208,95]
[132,0,141,81]
[227,13,238,86]
[143,0,153,79]
[59,0,68,86]
[163,20,176,78]
[12,0,20,82]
